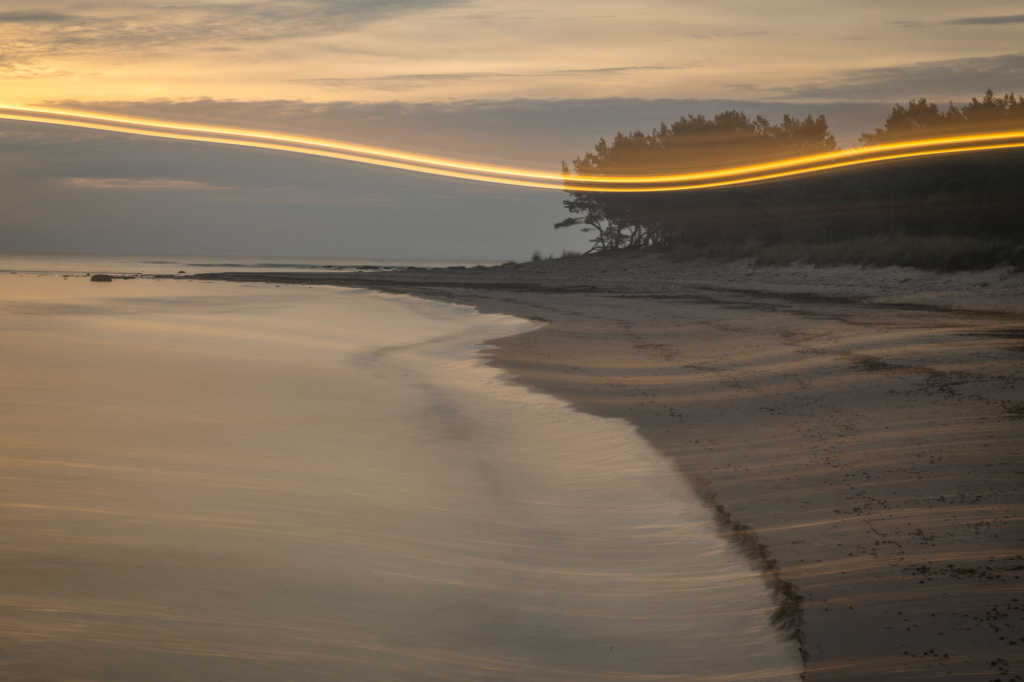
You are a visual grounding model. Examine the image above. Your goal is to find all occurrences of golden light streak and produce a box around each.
[3,103,1024,192]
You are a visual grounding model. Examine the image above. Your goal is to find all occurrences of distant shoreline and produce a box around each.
[186,255,1024,681]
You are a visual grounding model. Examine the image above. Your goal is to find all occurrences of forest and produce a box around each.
[556,90,1024,269]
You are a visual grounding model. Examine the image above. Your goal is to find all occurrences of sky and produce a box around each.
[1,0,1022,259]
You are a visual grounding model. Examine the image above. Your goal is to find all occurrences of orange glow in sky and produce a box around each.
[1,1,1021,106]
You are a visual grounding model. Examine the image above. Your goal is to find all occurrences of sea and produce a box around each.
[0,253,801,680]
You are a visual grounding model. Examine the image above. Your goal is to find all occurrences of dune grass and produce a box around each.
[669,234,1023,271]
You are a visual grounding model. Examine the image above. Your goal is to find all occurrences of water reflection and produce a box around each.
[0,273,800,680]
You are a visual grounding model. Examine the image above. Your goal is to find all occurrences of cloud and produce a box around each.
[306,72,506,90]
[0,11,77,23]
[747,53,1024,101]
[40,95,893,160]
[57,176,387,205]
[949,13,1024,25]
[0,0,465,70]
[893,13,1024,28]
[303,66,694,91]
[60,177,221,190]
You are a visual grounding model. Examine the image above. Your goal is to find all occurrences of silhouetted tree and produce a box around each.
[557,111,836,251]
[555,91,1024,267]
[861,90,1024,144]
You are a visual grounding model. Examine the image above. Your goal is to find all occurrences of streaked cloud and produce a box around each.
[3,0,1022,104]
[0,11,77,23]
[0,0,464,68]
[58,176,389,205]
[44,96,893,158]
[303,66,695,91]
[893,13,1024,28]
[60,177,221,190]
[744,53,1024,101]
[950,13,1024,25]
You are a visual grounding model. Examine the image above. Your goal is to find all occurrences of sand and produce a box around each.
[195,255,1024,681]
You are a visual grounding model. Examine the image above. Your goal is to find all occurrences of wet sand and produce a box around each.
[193,255,1024,681]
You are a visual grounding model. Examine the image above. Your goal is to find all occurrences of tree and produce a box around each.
[555,91,1024,261]
[556,111,837,251]
[860,91,1024,145]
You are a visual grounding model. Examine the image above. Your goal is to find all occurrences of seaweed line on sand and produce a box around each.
[691,475,808,667]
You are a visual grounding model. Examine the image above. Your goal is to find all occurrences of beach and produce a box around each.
[194,254,1024,681]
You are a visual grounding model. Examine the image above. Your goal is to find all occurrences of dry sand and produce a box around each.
[195,254,1024,681]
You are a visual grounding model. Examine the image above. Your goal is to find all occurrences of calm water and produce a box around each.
[0,251,500,276]
[0,256,801,680]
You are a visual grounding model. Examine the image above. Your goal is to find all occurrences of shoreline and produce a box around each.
[189,255,1024,681]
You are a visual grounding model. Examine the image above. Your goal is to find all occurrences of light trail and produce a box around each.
[2,103,1024,192]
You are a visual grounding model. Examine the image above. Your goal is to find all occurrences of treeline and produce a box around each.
[861,90,1024,144]
[556,90,1024,269]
